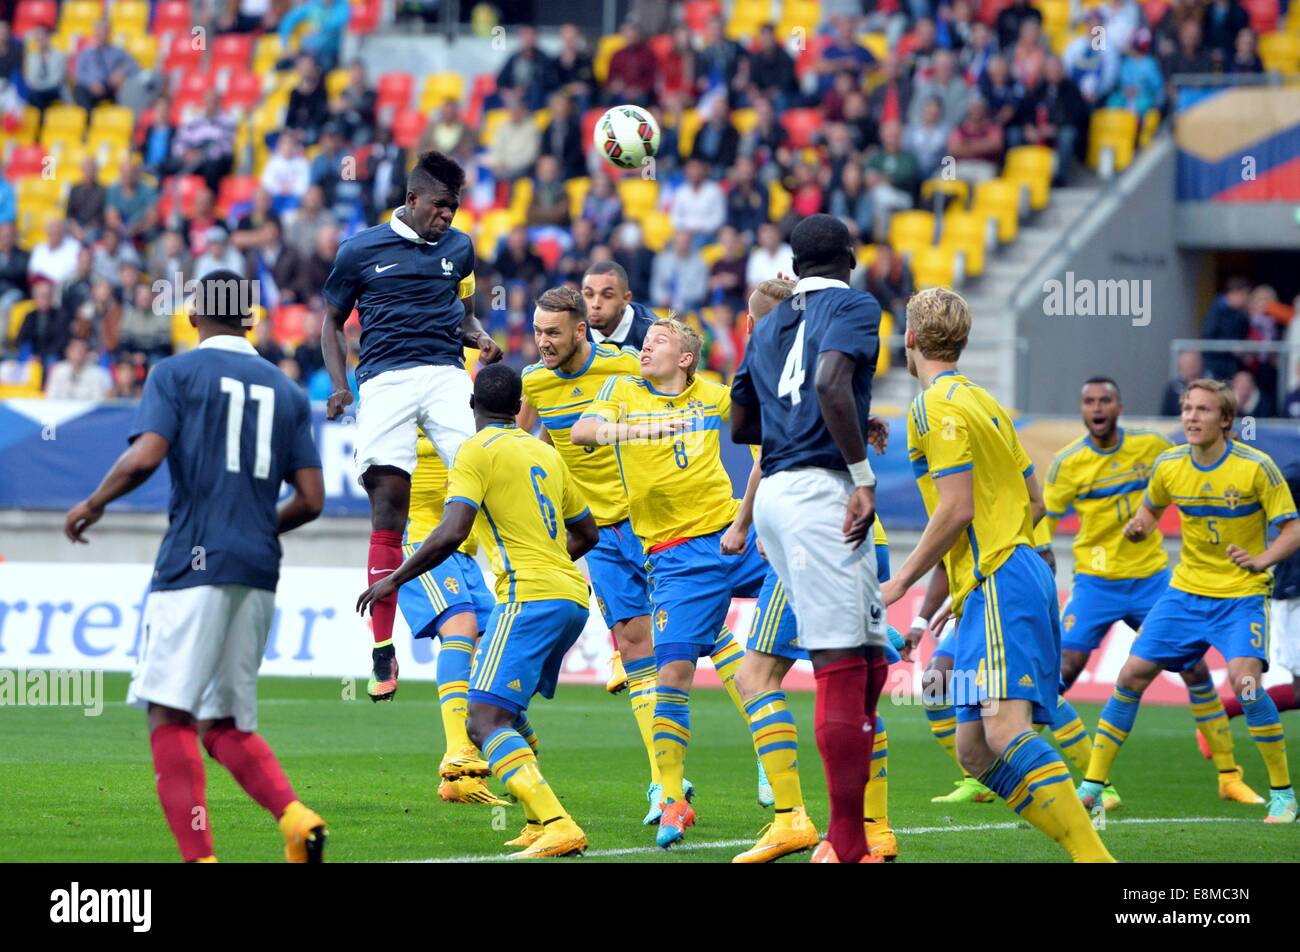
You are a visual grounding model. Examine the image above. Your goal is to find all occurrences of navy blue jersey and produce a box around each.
[130,336,321,593]
[321,210,476,385]
[587,300,656,352]
[1274,469,1300,600]
[731,279,880,477]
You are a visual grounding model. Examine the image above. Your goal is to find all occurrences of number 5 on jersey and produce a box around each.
[777,320,807,405]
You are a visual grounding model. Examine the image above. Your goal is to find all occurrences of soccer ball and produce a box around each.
[594,104,661,171]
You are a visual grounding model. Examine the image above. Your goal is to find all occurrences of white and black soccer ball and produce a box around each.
[594,104,661,171]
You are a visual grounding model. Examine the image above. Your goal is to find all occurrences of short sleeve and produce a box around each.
[731,352,757,408]
[445,440,489,511]
[129,362,180,445]
[918,396,973,479]
[321,239,360,314]
[1043,453,1076,520]
[820,292,881,366]
[287,389,322,473]
[582,375,628,423]
[1258,459,1298,527]
[1145,456,1172,510]
[560,469,589,525]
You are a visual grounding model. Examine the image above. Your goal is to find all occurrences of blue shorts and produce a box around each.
[585,520,651,628]
[1060,569,1171,654]
[468,598,589,715]
[397,550,495,638]
[647,526,768,665]
[953,545,1061,726]
[1131,588,1269,673]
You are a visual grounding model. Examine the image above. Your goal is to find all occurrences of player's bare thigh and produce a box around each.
[923,650,954,709]
[1060,648,1090,689]
[956,698,1036,776]
[736,650,794,700]
[612,615,652,663]
[146,703,194,732]
[361,465,410,532]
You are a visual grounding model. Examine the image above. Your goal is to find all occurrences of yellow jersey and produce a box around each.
[1145,440,1298,598]
[906,370,1036,614]
[445,424,591,605]
[407,435,477,557]
[520,343,642,527]
[583,374,739,550]
[1044,427,1172,580]
[1033,517,1052,552]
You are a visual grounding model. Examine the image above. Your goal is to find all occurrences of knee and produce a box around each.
[921,668,948,708]
[466,705,509,749]
[956,741,992,778]
[1116,663,1155,696]
[1059,654,1085,688]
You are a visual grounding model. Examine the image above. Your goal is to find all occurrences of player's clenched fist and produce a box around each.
[357,575,397,615]
[325,388,354,420]
[843,485,876,549]
[64,499,104,543]
[1226,544,1264,573]
[474,333,504,365]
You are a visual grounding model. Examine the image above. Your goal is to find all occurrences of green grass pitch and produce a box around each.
[1,674,1294,862]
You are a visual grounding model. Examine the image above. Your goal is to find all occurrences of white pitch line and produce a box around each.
[398,815,1261,863]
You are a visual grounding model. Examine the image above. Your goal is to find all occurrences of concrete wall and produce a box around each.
[1010,136,1205,415]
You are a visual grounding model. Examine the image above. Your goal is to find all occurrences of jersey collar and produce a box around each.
[1191,439,1232,471]
[555,341,597,379]
[389,206,434,245]
[198,335,257,356]
[591,304,636,345]
[792,276,849,294]
[932,369,960,383]
[644,376,693,398]
[1086,427,1125,455]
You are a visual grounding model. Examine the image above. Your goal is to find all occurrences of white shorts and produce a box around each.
[353,364,475,485]
[753,466,887,652]
[1273,597,1300,676]
[127,585,275,731]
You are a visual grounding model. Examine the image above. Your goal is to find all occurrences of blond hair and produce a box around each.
[651,316,703,381]
[1182,377,1236,432]
[750,278,796,322]
[905,287,971,362]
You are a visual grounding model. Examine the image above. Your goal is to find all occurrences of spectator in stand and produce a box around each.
[842,90,880,152]
[484,92,541,182]
[147,229,192,286]
[864,244,915,321]
[829,161,873,239]
[496,227,547,293]
[0,172,12,227]
[194,227,245,278]
[910,51,969,127]
[86,277,122,351]
[697,16,750,104]
[61,246,95,322]
[1010,18,1049,86]
[786,158,825,221]
[692,96,740,172]
[1201,0,1250,65]
[605,21,657,105]
[869,54,915,128]
[943,0,979,51]
[611,221,654,300]
[219,0,280,34]
[1232,368,1276,418]
[65,157,107,240]
[748,23,798,107]
[299,225,338,296]
[1161,18,1214,81]
[539,93,586,181]
[1106,30,1166,117]
[901,17,939,75]
[332,61,377,145]
[905,95,952,178]
[554,216,599,283]
[818,15,877,95]
[418,100,471,157]
[279,0,351,73]
[581,173,623,244]
[864,120,922,242]
[16,280,67,365]
[22,26,66,113]
[28,218,80,288]
[108,360,142,399]
[978,53,1024,126]
[1031,56,1088,181]
[0,223,28,319]
[948,96,1005,184]
[308,123,349,209]
[72,20,137,110]
[824,122,861,191]
[295,305,327,384]
[708,225,749,313]
[283,185,337,259]
[247,216,307,305]
[261,131,312,213]
[140,94,174,175]
[526,155,571,229]
[1161,349,1204,415]
[253,315,286,365]
[285,56,330,144]
[45,337,110,399]
[963,19,998,83]
[105,161,158,242]
[659,26,698,103]
[745,221,794,291]
[1102,0,1144,59]
[1282,361,1300,418]
[0,23,21,88]
[702,301,738,378]
[669,158,726,242]
[169,91,237,195]
[996,0,1043,50]
[651,230,709,314]
[116,282,172,365]
[91,228,140,286]
[1201,276,1252,380]
[555,24,596,107]
[366,126,407,220]
[184,188,220,257]
[1062,11,1119,107]
[1227,28,1263,74]
[1243,284,1284,395]
[738,96,792,186]
[496,25,559,112]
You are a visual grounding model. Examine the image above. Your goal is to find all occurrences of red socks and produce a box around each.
[202,724,297,819]
[150,723,213,862]
[367,529,404,646]
[813,657,874,863]
[1223,683,1298,719]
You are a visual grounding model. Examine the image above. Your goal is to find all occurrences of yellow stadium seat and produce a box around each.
[727,0,771,40]
[253,34,287,74]
[699,243,724,267]
[1004,145,1053,210]
[641,209,673,251]
[110,0,149,37]
[532,107,551,131]
[40,104,87,147]
[858,33,889,62]
[1139,108,1161,148]
[973,179,1022,243]
[940,210,991,278]
[911,245,958,289]
[594,34,627,85]
[419,72,465,112]
[729,107,759,136]
[121,32,157,70]
[1,106,42,148]
[856,243,878,269]
[89,103,134,139]
[920,177,970,208]
[676,108,703,157]
[888,209,935,257]
[617,177,658,218]
[92,143,130,183]
[475,208,515,260]
[480,108,510,147]
[768,180,790,221]
[1036,0,1070,30]
[7,299,35,347]
[451,208,476,232]
[59,0,102,36]
[17,177,65,208]
[325,68,351,101]
[509,176,533,219]
[565,176,591,220]
[55,144,90,182]
[172,309,199,351]
[1259,31,1300,73]
[1087,108,1138,173]
[875,310,893,376]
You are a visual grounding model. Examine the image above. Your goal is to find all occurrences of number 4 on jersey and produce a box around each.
[777,320,807,405]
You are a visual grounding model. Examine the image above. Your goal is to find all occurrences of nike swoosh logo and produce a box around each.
[370,569,393,576]
[375,263,398,273]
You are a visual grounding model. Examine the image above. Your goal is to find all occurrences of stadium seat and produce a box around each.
[508,176,533,222]
[157,174,206,221]
[419,72,465,112]
[778,0,821,37]
[940,210,991,277]
[641,209,673,251]
[376,72,415,115]
[223,72,264,113]
[1004,144,1054,210]
[729,107,759,136]
[391,108,428,150]
[858,32,889,61]
[911,245,958,290]
[7,299,36,348]
[175,70,209,100]
[973,179,1022,243]
[211,34,253,74]
[216,175,259,218]
[88,104,134,141]
[272,304,308,347]
[17,177,65,210]
[698,243,724,267]
[5,143,47,180]
[171,308,199,350]
[164,34,205,74]
[581,107,605,153]
[1,106,43,150]
[856,243,878,269]
[109,0,149,38]
[594,34,627,84]
[648,33,674,67]
[451,208,476,233]
[121,32,157,70]
[90,143,129,182]
[794,34,831,80]
[768,180,790,220]
[171,89,206,125]
[14,0,58,38]
[59,0,102,38]
[475,208,514,261]
[617,178,657,218]
[349,0,383,35]
[779,108,821,149]
[152,0,191,36]
[1243,0,1280,34]
[39,105,87,149]
[534,236,563,272]
[252,34,287,74]
[1259,32,1300,73]
[479,108,510,148]
[683,0,722,33]
[677,109,707,159]
[322,68,350,102]
[888,210,936,258]
[921,177,971,209]
[1087,108,1139,175]
[565,176,591,219]
[727,0,772,40]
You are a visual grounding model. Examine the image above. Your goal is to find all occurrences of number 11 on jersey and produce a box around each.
[777,320,806,405]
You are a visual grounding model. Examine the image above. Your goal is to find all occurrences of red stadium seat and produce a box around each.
[534,236,563,273]
[349,0,383,35]
[222,72,263,112]
[648,33,674,66]
[14,0,58,37]
[175,70,209,98]
[211,34,253,73]
[683,0,722,33]
[979,0,1012,25]
[272,304,308,347]
[793,34,830,80]
[216,175,259,218]
[581,107,605,151]
[779,107,821,148]
[464,73,496,127]
[158,174,206,220]
[164,34,205,73]
[392,108,427,149]
[5,144,47,180]
[375,72,415,113]
[171,90,205,124]
[1242,0,1279,33]
[152,0,192,35]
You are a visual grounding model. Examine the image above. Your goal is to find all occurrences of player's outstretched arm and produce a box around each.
[459,294,502,365]
[722,452,762,555]
[357,501,476,615]
[882,470,975,607]
[570,414,688,447]
[814,350,875,548]
[321,303,354,420]
[1228,517,1300,574]
[566,511,599,561]
[277,467,325,535]
[65,432,170,543]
